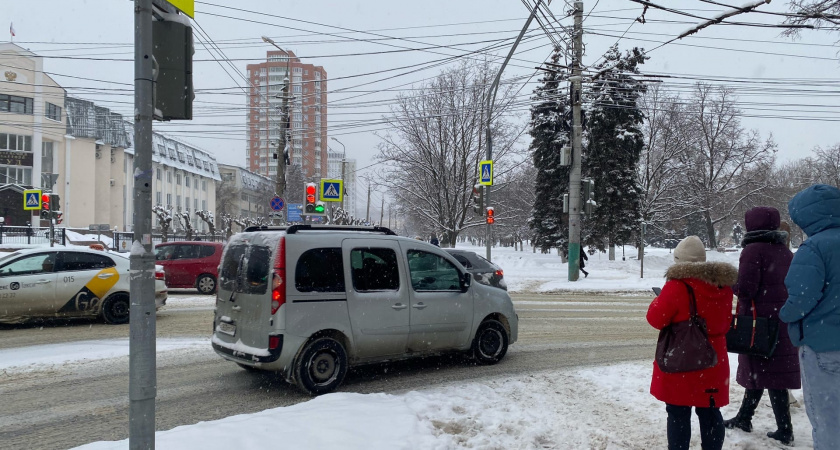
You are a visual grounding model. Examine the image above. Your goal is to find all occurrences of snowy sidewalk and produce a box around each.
[75,354,812,449]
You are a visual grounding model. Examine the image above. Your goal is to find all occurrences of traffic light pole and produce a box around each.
[484,0,542,262]
[131,0,157,447]
[568,1,584,282]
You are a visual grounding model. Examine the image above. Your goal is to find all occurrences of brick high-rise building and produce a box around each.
[246,50,327,182]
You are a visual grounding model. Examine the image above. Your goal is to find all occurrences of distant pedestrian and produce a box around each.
[780,184,840,450]
[647,235,737,450]
[579,251,588,278]
[430,235,439,247]
[724,207,798,446]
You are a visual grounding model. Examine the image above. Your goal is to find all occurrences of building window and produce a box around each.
[196,198,200,210]
[41,141,54,175]
[293,85,302,94]
[166,193,172,207]
[0,94,34,114]
[156,144,166,156]
[0,166,32,185]
[176,173,182,185]
[293,67,302,74]
[185,176,190,188]
[156,168,162,180]
[185,197,190,211]
[167,171,172,183]
[156,191,162,205]
[0,133,32,151]
[202,180,207,191]
[45,103,62,121]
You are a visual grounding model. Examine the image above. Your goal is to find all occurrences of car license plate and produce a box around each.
[217,322,236,336]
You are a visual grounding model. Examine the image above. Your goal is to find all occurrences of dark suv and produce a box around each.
[444,249,507,291]
[155,242,224,294]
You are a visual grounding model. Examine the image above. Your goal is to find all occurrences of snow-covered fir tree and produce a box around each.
[529,48,572,253]
[583,45,647,254]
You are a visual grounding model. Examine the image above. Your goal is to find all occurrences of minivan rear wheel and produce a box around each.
[295,337,348,395]
[196,274,217,295]
[471,319,508,364]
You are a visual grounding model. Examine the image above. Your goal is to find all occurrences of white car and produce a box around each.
[0,247,168,324]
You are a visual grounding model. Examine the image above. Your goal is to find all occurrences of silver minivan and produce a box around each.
[211,225,518,394]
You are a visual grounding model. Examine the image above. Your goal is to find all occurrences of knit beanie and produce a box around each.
[674,236,706,263]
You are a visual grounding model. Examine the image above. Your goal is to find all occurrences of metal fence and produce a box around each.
[112,232,227,252]
[0,225,66,246]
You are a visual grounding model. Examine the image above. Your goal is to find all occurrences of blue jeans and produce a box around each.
[800,346,840,450]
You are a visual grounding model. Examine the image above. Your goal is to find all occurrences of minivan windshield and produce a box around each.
[220,244,271,294]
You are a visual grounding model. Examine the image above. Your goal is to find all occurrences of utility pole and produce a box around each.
[484,0,543,262]
[131,0,157,447]
[331,137,346,211]
[365,183,371,224]
[568,1,584,282]
[275,73,289,221]
[379,197,384,226]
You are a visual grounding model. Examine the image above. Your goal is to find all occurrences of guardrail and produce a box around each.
[112,232,226,252]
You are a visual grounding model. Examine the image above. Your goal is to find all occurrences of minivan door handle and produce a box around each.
[391,303,407,310]
[412,302,427,310]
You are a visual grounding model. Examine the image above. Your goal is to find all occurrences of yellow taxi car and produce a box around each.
[0,247,167,324]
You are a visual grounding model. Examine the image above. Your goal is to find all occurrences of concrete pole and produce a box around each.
[379,197,384,226]
[130,0,157,447]
[484,0,542,262]
[275,77,288,205]
[568,1,584,282]
[365,183,371,223]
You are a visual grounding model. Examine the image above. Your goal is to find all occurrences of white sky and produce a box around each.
[4,0,840,182]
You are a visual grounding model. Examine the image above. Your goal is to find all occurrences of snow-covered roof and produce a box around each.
[124,125,221,181]
[217,163,274,191]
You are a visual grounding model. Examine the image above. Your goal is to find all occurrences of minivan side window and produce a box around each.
[407,250,461,291]
[155,245,176,261]
[176,245,201,260]
[350,248,399,292]
[296,248,344,292]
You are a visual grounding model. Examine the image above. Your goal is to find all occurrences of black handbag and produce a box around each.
[655,281,719,373]
[726,299,780,358]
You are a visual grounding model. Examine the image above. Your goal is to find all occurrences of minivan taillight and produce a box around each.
[271,237,286,315]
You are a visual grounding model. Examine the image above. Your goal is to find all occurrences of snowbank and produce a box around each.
[73,353,812,449]
[453,244,741,293]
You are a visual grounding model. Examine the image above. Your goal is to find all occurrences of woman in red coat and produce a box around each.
[648,236,738,450]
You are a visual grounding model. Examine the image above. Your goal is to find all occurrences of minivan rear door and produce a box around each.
[215,239,274,351]
[342,239,410,359]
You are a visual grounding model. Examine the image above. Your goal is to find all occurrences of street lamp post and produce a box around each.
[331,137,346,211]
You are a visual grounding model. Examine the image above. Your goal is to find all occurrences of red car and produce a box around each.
[154,242,224,294]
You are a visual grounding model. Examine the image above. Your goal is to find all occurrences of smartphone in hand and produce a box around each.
[652,287,662,296]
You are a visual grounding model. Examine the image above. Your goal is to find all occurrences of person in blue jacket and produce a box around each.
[780,184,840,450]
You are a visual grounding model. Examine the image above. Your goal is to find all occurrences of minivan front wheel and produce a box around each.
[295,337,348,395]
[472,319,509,364]
[196,274,217,295]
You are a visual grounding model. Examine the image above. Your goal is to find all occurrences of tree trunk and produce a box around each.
[704,210,717,248]
[446,230,458,248]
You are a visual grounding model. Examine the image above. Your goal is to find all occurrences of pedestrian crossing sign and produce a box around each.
[479,160,493,186]
[320,179,343,202]
[23,189,42,210]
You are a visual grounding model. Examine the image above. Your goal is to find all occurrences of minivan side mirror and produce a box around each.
[460,272,471,292]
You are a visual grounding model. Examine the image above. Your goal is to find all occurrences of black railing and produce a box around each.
[0,225,66,246]
[112,231,227,252]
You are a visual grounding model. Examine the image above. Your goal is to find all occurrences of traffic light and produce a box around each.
[304,183,317,213]
[486,206,495,225]
[49,194,61,224]
[41,194,50,218]
[471,185,481,214]
[152,16,194,120]
[304,183,326,216]
[582,178,596,215]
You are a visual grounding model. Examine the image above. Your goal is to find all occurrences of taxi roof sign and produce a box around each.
[23,189,42,210]
[320,179,343,202]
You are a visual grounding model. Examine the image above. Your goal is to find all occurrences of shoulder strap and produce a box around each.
[678,280,698,317]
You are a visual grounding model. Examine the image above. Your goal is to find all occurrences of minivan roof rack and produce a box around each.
[243,225,289,232]
[285,224,397,235]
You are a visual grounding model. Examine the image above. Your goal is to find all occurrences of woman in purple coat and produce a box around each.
[724,206,799,446]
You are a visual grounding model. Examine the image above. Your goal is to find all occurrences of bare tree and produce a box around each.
[215,179,239,230]
[375,60,521,246]
[670,84,776,247]
[783,1,840,39]
[153,205,173,242]
[196,210,215,237]
[814,144,840,186]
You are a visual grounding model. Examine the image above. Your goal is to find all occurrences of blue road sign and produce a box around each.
[287,203,303,222]
[479,160,493,186]
[320,179,343,202]
[270,196,285,211]
[23,189,42,210]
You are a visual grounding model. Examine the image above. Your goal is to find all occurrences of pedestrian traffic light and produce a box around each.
[472,185,481,214]
[41,194,50,218]
[486,206,495,225]
[53,212,63,225]
[49,194,60,213]
[314,202,325,215]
